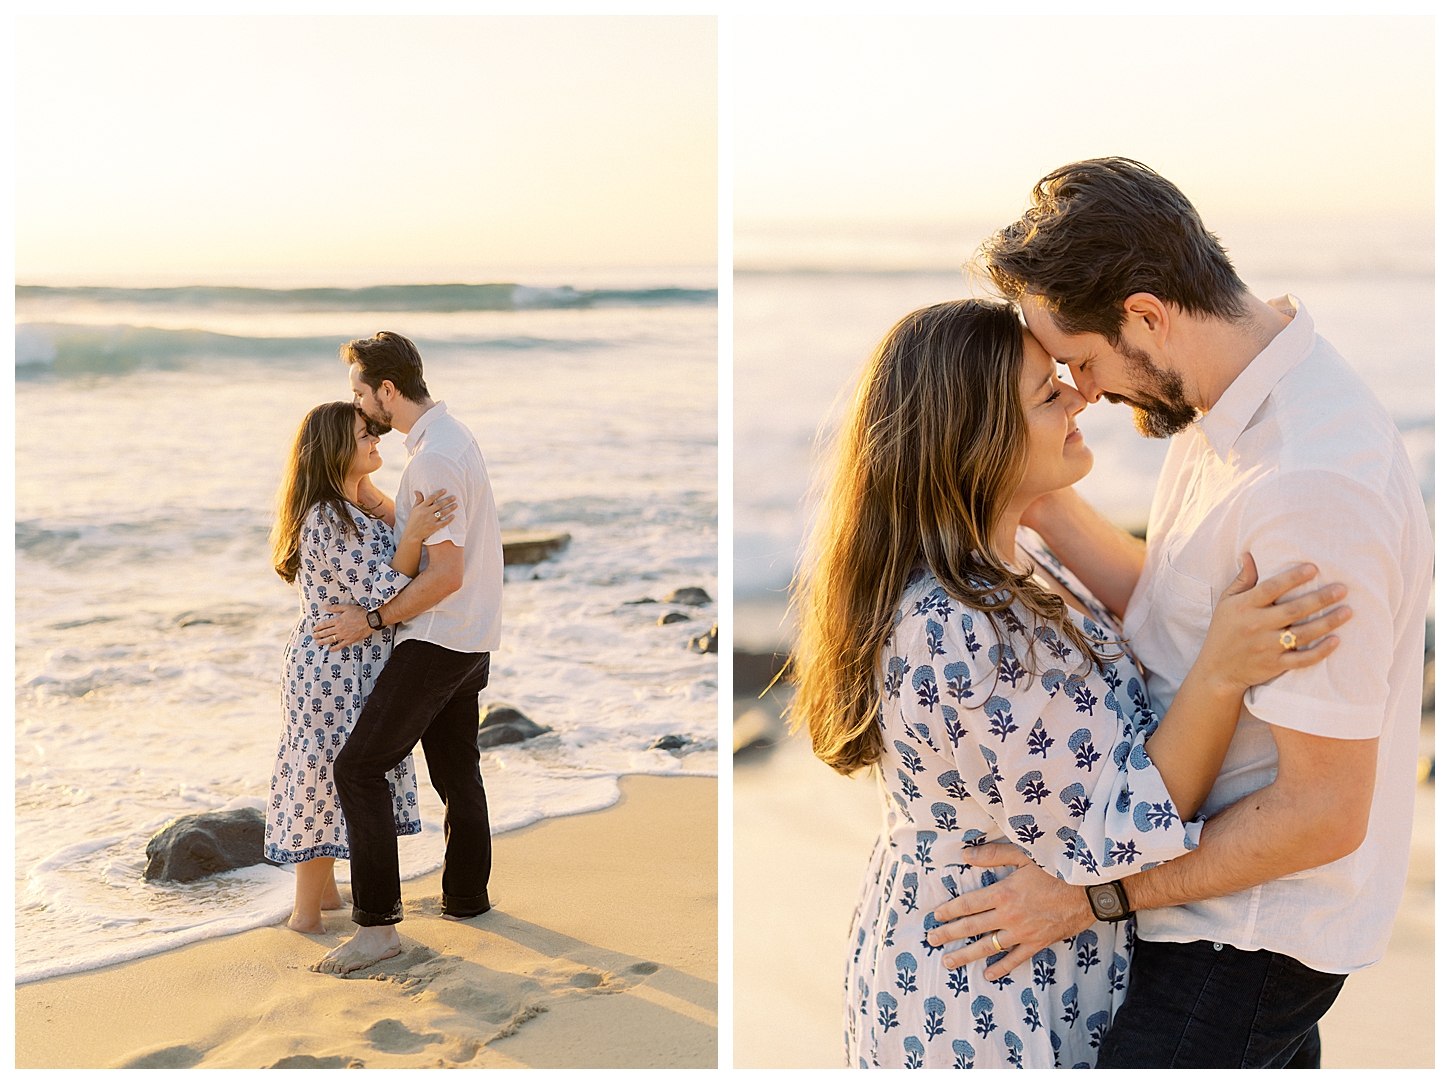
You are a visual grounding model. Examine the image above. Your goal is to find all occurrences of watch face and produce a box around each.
[1090,884,1124,919]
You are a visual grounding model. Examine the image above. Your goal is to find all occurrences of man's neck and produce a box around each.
[1181,296,1293,412]
[390,396,437,436]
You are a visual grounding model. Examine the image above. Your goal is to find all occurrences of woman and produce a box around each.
[265,401,456,934]
[790,300,1349,1068]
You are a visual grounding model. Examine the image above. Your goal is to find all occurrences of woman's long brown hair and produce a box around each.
[270,402,368,584]
[790,299,1113,776]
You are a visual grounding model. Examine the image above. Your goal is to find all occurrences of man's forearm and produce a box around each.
[1123,779,1344,912]
[1022,487,1145,617]
[376,563,459,626]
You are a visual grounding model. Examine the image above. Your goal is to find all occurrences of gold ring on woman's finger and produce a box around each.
[1279,629,1298,650]
[991,931,1006,953]
[434,511,442,519]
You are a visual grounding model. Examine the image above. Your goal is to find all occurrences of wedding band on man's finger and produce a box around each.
[991,931,1006,953]
[1279,629,1298,650]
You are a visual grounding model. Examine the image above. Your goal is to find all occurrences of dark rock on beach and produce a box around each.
[658,612,691,625]
[477,703,552,749]
[663,587,712,606]
[650,734,692,751]
[689,623,718,654]
[144,808,279,883]
[623,597,658,605]
[500,530,571,566]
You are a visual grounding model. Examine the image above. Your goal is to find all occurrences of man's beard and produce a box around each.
[362,401,393,436]
[1104,344,1199,439]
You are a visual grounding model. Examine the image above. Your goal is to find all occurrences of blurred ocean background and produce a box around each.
[734,217,1434,652]
[15,271,718,983]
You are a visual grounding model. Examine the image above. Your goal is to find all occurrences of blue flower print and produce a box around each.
[895,951,919,994]
[922,996,946,1040]
[1004,1030,1025,1068]
[952,1038,976,1068]
[912,665,941,712]
[877,991,901,1031]
[1015,769,1050,804]
[1067,728,1101,769]
[930,802,959,831]
[971,995,998,1037]
[885,655,908,699]
[1026,718,1055,757]
[938,769,971,801]
[925,618,946,659]
[943,661,973,702]
[902,1034,925,1068]
[1133,800,1178,832]
[984,696,1017,741]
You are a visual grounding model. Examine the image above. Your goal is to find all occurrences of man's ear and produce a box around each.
[378,379,397,401]
[1121,293,1171,341]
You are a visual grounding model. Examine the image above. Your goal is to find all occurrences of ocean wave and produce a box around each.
[17,282,717,313]
[15,323,629,377]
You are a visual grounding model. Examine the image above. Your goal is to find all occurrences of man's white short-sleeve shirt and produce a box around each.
[394,402,504,653]
[1121,297,1432,974]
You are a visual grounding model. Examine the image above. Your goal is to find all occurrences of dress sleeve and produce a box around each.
[303,505,411,613]
[886,584,1200,884]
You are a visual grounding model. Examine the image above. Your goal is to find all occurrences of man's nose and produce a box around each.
[1072,370,1102,403]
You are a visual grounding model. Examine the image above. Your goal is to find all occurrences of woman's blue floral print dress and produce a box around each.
[844,529,1202,1069]
[265,503,422,864]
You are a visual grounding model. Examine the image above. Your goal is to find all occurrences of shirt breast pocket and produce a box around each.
[1140,552,1215,682]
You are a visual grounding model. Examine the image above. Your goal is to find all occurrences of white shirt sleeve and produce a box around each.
[398,452,470,549]
[1239,470,1401,739]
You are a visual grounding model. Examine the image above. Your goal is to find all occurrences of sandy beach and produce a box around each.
[16,775,717,1069]
[734,689,1434,1068]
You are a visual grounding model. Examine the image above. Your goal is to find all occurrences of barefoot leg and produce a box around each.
[320,864,345,911]
[312,923,402,975]
[287,857,334,934]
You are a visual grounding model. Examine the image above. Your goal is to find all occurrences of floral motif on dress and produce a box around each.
[264,503,422,863]
[843,529,1202,1069]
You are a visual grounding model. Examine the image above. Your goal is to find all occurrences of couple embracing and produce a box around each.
[794,159,1431,1068]
[264,332,504,975]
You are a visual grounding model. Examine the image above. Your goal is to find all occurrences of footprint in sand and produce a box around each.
[270,1054,365,1068]
[116,1044,206,1069]
[363,1018,446,1055]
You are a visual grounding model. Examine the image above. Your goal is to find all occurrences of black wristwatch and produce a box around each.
[366,607,385,631]
[1086,880,1133,922]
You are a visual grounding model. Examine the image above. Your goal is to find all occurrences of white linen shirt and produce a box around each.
[394,401,504,653]
[1121,297,1432,974]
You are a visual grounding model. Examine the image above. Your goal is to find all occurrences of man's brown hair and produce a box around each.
[981,157,1249,344]
[340,331,430,402]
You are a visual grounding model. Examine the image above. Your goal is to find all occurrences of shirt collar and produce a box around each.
[404,400,448,455]
[1195,296,1313,461]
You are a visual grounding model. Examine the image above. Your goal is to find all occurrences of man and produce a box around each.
[928,159,1431,1067]
[312,331,505,975]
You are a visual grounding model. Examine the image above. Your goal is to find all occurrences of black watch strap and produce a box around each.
[366,607,385,631]
[1086,880,1133,922]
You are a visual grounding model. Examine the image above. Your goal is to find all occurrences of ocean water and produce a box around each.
[15,276,718,983]
[735,219,1433,648]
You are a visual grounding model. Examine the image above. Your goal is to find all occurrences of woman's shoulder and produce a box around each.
[892,566,1000,653]
[302,501,376,538]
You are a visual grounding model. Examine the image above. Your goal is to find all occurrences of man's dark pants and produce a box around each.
[1095,938,1347,1068]
[336,639,493,925]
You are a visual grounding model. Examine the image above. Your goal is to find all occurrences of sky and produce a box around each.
[16,15,717,283]
[734,14,1433,233]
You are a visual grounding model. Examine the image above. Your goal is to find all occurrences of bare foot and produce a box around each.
[320,890,345,911]
[311,925,401,975]
[287,912,327,935]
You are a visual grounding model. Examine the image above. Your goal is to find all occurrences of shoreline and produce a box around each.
[16,774,718,1069]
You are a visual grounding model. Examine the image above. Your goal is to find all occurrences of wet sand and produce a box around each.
[16,775,717,1069]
